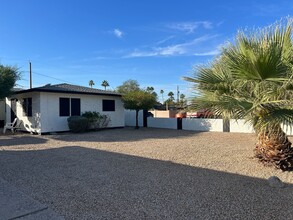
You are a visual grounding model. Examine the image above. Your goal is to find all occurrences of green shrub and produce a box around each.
[67,116,88,133]
[82,111,110,130]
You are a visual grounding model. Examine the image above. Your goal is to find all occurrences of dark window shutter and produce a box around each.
[71,98,81,116]
[60,98,70,116]
[102,100,115,111]
[27,98,32,117]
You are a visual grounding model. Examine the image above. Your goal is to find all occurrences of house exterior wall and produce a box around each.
[39,92,124,133]
[149,110,177,118]
[5,93,41,133]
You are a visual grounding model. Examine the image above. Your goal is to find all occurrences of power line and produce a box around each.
[22,70,74,84]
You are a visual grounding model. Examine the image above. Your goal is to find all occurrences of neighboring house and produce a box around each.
[5,83,124,134]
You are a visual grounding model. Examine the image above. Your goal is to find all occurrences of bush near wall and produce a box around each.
[67,112,110,133]
[81,111,110,130]
[67,116,89,133]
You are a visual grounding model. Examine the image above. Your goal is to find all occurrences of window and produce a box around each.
[23,98,32,117]
[103,100,115,111]
[59,98,81,117]
[71,98,81,116]
[59,98,70,116]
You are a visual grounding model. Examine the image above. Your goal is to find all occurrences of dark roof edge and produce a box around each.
[13,88,122,97]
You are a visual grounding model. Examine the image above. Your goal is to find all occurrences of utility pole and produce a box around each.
[29,61,32,89]
[177,85,180,104]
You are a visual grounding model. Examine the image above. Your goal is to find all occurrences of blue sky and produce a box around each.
[1,0,292,100]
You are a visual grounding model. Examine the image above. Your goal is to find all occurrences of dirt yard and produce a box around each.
[1,127,293,219]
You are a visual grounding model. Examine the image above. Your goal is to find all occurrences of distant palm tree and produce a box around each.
[89,80,95,88]
[167,91,174,101]
[160,89,164,103]
[101,80,110,90]
[146,86,154,93]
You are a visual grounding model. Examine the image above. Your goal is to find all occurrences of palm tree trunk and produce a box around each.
[254,126,293,171]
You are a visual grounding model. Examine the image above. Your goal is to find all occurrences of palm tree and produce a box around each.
[101,80,109,90]
[89,80,95,88]
[184,19,293,170]
[146,86,154,93]
[167,91,174,101]
[160,89,164,103]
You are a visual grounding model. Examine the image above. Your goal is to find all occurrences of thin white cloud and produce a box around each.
[193,50,220,56]
[156,36,175,45]
[168,21,213,34]
[113,28,124,38]
[125,35,218,58]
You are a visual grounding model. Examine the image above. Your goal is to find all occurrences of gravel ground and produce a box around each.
[1,127,293,219]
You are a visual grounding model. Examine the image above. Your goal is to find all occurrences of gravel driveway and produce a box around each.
[1,127,293,219]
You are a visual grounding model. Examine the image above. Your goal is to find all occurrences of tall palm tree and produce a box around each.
[168,91,174,101]
[101,80,109,90]
[184,19,293,170]
[89,80,95,88]
[160,89,164,103]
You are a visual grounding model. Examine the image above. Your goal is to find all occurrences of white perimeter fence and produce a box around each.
[125,110,293,135]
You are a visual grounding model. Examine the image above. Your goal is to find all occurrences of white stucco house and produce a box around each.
[4,83,125,134]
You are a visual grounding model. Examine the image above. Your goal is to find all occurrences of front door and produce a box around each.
[10,99,17,123]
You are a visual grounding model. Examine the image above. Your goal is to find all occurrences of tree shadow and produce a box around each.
[0,146,293,219]
[0,133,47,147]
[50,127,204,143]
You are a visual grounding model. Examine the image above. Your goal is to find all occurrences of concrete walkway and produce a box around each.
[0,178,63,220]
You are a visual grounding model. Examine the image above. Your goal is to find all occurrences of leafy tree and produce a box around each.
[0,65,20,99]
[122,90,156,129]
[89,80,95,88]
[116,79,140,94]
[184,19,293,170]
[101,80,110,90]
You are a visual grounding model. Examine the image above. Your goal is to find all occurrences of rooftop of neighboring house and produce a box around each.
[12,83,122,97]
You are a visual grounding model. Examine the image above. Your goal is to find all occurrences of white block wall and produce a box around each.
[230,119,254,133]
[147,118,177,129]
[282,123,293,136]
[124,110,144,127]
[183,118,223,132]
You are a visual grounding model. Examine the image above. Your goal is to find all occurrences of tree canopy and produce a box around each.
[0,65,20,99]
[123,90,157,111]
[118,80,156,128]
[116,79,140,94]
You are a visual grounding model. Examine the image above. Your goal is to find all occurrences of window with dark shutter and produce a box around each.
[23,98,32,117]
[59,98,70,116]
[102,100,115,111]
[71,98,81,116]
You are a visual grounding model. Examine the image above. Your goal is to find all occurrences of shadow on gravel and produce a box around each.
[50,127,204,143]
[0,135,47,147]
[0,146,292,219]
